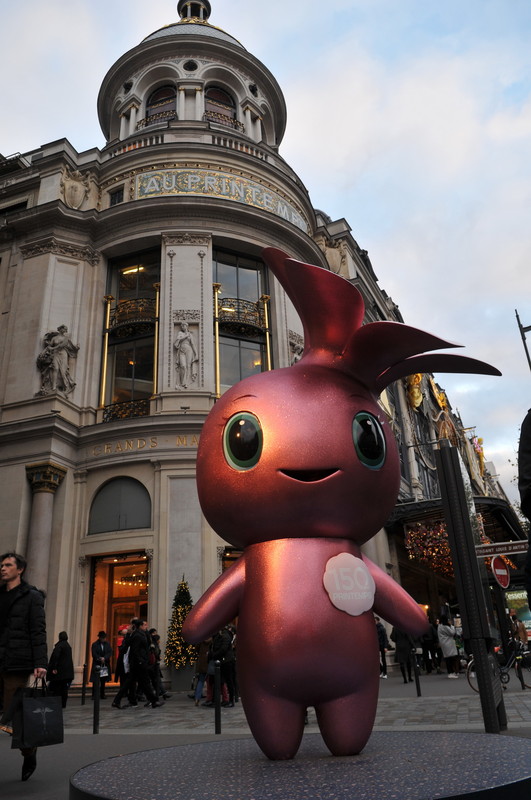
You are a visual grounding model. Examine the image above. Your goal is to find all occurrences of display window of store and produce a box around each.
[214,249,269,392]
[87,552,150,675]
[103,250,160,420]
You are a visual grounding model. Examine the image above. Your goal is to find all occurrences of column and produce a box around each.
[178,87,186,119]
[25,462,67,591]
[129,104,138,136]
[119,113,128,140]
[244,106,253,138]
[195,87,203,121]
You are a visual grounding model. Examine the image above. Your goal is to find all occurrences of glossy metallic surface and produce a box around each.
[183,249,500,760]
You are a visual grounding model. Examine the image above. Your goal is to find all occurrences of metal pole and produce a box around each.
[515,309,531,372]
[435,441,506,733]
[99,295,114,408]
[152,283,160,396]
[412,650,422,697]
[260,294,272,371]
[214,660,222,734]
[93,667,100,734]
[81,663,87,705]
[213,284,221,399]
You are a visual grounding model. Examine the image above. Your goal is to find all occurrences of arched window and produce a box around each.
[204,86,237,128]
[88,477,151,534]
[146,85,177,122]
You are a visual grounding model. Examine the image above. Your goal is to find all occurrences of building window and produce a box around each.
[214,250,268,391]
[109,187,124,206]
[147,85,177,117]
[204,86,240,130]
[102,250,160,420]
[88,478,151,534]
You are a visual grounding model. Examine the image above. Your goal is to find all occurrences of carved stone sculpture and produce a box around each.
[36,325,79,396]
[174,321,198,389]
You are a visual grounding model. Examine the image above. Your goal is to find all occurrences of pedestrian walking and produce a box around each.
[0,551,48,781]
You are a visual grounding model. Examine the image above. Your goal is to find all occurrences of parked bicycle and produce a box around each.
[466,641,531,692]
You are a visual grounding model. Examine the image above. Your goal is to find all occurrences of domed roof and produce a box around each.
[143,2,245,49]
[143,20,245,49]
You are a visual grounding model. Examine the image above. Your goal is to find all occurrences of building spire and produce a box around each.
[177,1,211,21]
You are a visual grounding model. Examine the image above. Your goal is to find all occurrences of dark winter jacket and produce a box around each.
[0,580,47,673]
[90,638,112,682]
[128,628,150,669]
[47,638,74,682]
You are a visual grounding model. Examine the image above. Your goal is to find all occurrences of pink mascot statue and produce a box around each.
[183,248,500,760]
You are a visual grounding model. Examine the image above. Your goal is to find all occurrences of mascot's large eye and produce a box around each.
[223,412,263,471]
[353,412,386,470]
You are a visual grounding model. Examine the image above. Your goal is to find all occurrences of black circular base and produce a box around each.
[70,731,531,800]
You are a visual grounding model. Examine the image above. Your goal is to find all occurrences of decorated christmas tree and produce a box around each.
[164,575,197,669]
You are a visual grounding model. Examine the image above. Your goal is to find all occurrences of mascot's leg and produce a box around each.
[242,691,306,760]
[315,691,377,756]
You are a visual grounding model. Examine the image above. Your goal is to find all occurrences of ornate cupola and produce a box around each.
[177,0,211,21]
[97,1,286,148]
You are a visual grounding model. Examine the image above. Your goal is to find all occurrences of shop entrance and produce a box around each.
[87,552,149,679]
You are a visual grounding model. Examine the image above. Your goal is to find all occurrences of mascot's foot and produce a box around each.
[315,694,375,756]
[243,693,306,760]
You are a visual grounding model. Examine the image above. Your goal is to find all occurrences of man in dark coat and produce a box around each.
[518,408,531,607]
[90,631,112,699]
[0,551,48,781]
[112,618,162,709]
[47,631,74,708]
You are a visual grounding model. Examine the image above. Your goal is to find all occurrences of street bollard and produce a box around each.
[81,663,87,705]
[214,660,222,734]
[412,651,422,697]
[93,667,100,734]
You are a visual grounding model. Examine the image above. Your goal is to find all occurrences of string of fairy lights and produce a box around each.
[114,569,149,588]
[405,515,516,578]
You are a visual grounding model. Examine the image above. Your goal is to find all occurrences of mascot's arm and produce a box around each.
[362,555,429,636]
[182,556,245,644]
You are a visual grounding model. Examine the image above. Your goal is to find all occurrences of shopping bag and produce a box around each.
[11,680,64,749]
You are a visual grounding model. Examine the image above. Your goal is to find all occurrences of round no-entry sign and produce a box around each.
[491,555,510,589]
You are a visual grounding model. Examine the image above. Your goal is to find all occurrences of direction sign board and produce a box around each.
[491,556,510,589]
[475,540,528,558]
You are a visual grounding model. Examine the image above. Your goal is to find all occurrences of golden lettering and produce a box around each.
[137,438,146,450]
[191,435,199,446]
[92,445,102,457]
[150,437,158,449]
[104,443,112,454]
[115,442,123,452]
[176,435,187,447]
[125,440,134,451]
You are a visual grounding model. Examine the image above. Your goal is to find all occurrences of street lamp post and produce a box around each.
[515,309,531,372]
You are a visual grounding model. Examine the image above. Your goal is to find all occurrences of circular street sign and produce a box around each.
[491,555,510,589]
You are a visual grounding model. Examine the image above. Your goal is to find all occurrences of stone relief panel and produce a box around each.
[60,165,91,210]
[173,311,201,390]
[36,324,79,397]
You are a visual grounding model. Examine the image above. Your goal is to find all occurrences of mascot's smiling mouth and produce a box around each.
[280,468,339,483]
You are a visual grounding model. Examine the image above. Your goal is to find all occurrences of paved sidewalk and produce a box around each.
[2,669,530,799]
[60,668,531,736]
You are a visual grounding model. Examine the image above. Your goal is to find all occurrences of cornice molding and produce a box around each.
[20,237,100,266]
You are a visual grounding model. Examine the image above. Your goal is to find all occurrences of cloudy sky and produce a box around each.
[1,0,531,505]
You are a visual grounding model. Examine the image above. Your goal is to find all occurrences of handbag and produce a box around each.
[11,679,64,749]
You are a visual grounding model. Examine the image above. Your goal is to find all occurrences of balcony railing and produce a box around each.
[216,297,266,335]
[203,110,245,132]
[136,111,178,130]
[109,298,157,329]
[102,399,151,422]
